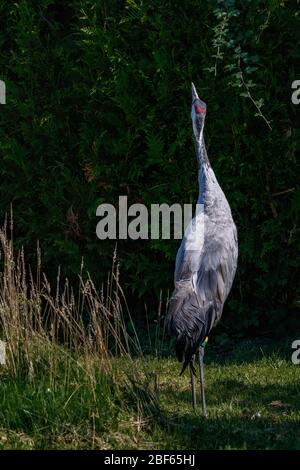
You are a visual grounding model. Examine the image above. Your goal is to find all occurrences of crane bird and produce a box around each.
[167,83,238,417]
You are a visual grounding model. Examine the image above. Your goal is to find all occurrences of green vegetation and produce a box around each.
[0,225,299,450]
[1,342,299,450]
[0,0,299,451]
[150,345,300,450]
[0,1,299,338]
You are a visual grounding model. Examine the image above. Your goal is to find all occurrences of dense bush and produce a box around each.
[0,0,299,338]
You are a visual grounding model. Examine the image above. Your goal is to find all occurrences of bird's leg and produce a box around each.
[198,347,207,418]
[190,355,197,412]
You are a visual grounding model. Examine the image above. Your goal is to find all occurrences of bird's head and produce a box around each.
[191,82,206,143]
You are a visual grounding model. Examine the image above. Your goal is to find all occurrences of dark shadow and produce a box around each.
[156,378,300,450]
[122,339,300,449]
[136,328,295,366]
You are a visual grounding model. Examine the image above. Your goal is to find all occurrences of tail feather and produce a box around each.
[167,287,216,375]
[179,344,197,376]
[177,331,202,376]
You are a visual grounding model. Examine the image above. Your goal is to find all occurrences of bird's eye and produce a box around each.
[195,105,206,114]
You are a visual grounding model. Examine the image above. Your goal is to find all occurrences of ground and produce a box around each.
[0,339,299,450]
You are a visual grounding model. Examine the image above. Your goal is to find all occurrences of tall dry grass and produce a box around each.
[0,216,141,382]
[0,217,162,450]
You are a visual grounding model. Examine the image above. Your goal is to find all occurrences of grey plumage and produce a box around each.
[167,83,238,376]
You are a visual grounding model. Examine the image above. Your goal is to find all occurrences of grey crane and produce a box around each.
[167,83,238,417]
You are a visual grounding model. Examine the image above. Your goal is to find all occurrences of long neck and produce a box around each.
[195,134,210,205]
[195,134,231,221]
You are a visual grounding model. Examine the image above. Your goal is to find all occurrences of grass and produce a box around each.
[0,218,300,450]
[134,343,300,450]
[0,340,299,450]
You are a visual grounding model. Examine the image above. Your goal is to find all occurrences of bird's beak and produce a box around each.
[191,82,199,103]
